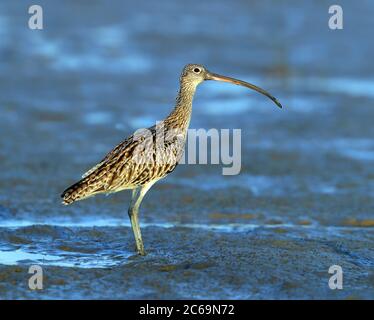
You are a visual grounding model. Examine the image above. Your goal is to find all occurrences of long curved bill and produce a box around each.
[206,72,282,109]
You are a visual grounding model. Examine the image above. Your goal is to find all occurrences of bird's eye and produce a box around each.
[193,68,201,73]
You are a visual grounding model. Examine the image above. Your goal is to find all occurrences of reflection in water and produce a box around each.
[0,249,61,265]
[0,248,133,269]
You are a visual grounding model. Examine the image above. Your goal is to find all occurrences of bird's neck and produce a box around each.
[164,81,197,131]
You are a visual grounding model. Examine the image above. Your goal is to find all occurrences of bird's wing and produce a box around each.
[81,136,134,178]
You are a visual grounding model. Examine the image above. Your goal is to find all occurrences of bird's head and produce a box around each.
[180,63,282,109]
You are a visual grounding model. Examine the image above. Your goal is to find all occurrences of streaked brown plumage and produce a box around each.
[61,63,282,255]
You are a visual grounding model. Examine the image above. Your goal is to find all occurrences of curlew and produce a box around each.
[61,64,282,255]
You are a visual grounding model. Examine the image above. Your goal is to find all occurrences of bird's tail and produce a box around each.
[61,177,97,205]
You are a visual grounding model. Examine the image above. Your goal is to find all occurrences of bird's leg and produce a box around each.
[128,183,153,256]
[128,187,145,255]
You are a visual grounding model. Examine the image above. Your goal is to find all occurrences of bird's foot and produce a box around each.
[134,244,146,256]
[137,248,146,256]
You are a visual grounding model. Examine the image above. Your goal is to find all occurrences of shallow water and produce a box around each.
[0,0,374,299]
[0,248,133,269]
